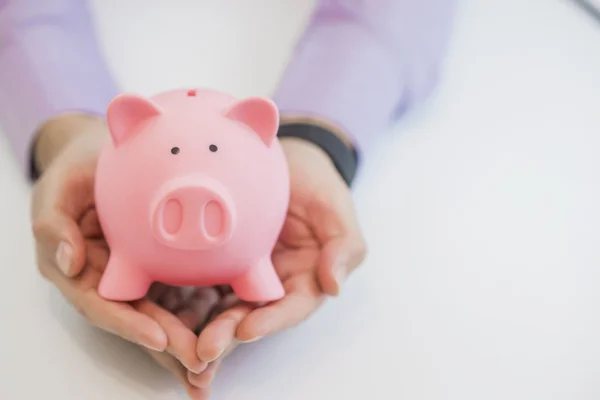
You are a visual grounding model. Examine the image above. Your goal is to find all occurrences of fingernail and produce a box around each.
[188,363,207,374]
[56,241,72,275]
[177,356,206,374]
[140,342,164,352]
[204,353,222,364]
[241,336,262,343]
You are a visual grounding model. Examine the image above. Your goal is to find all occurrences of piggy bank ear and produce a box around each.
[106,93,162,147]
[225,97,279,147]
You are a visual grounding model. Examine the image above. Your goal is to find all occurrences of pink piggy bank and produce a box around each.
[94,88,290,303]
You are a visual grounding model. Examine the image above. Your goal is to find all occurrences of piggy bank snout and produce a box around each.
[151,176,236,250]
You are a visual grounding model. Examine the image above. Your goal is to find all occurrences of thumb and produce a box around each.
[317,233,367,296]
[32,211,86,278]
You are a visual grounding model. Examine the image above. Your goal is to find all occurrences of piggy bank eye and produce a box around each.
[171,147,180,155]
[209,144,218,152]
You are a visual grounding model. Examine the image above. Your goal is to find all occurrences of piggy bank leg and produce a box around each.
[98,253,152,301]
[231,257,285,302]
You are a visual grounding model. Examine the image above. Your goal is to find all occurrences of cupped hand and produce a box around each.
[146,284,237,399]
[187,132,367,391]
[30,115,367,398]
[29,115,207,391]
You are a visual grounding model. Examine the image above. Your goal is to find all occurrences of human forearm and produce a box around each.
[273,0,458,158]
[0,0,118,178]
[33,114,108,175]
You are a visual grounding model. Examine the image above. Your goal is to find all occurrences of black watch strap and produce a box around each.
[277,123,359,186]
[29,144,41,181]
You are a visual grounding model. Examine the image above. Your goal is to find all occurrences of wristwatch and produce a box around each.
[277,122,359,187]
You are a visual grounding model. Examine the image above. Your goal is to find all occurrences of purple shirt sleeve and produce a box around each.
[273,0,458,156]
[0,0,119,174]
[0,0,457,177]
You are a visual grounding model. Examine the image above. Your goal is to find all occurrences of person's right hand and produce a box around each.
[29,114,208,394]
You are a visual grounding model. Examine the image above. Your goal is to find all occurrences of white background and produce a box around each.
[1,0,600,399]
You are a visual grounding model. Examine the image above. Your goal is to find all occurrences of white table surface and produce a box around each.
[1,1,600,399]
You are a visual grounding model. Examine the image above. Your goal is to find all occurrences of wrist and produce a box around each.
[277,116,359,186]
[279,115,355,151]
[32,113,107,176]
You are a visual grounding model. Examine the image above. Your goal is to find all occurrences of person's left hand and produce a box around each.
[185,134,367,393]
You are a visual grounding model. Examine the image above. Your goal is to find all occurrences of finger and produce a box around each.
[32,164,97,277]
[82,300,168,352]
[306,187,367,296]
[197,303,252,363]
[317,235,367,296]
[188,341,238,389]
[79,207,103,239]
[37,258,169,351]
[147,350,211,399]
[33,212,86,277]
[188,361,220,390]
[84,240,109,272]
[236,275,325,341]
[135,300,205,374]
[79,291,168,351]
